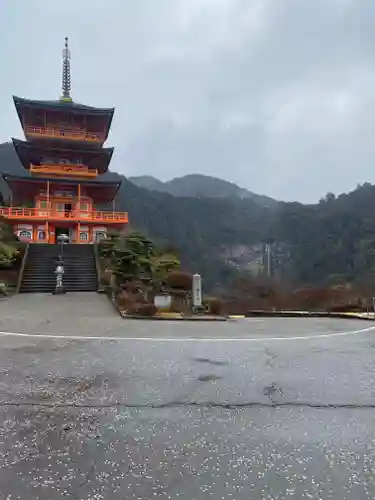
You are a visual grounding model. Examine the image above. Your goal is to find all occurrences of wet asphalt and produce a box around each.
[0,294,375,499]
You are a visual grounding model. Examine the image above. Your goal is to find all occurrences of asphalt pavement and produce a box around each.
[0,294,375,499]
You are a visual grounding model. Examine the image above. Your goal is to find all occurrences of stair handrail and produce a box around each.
[93,243,104,293]
[16,242,30,294]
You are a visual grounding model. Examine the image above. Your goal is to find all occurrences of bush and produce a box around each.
[0,243,20,269]
[166,272,193,290]
[204,297,225,315]
[115,290,131,310]
[0,282,8,296]
[121,280,144,294]
[100,269,112,287]
[127,304,157,317]
[327,303,366,313]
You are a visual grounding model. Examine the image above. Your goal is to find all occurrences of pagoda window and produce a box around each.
[80,202,89,211]
[56,203,65,212]
[39,200,47,209]
[38,230,46,240]
[80,232,89,241]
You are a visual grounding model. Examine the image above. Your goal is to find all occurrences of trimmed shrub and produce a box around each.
[0,243,20,269]
[204,297,225,315]
[127,304,157,317]
[166,272,193,291]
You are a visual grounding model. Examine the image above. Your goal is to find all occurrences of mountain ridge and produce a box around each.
[129,173,278,208]
[2,141,375,292]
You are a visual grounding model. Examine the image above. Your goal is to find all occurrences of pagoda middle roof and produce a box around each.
[13,95,115,116]
[3,174,121,203]
[12,138,114,174]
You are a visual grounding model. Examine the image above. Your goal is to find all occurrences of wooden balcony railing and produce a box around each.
[26,126,104,143]
[30,164,98,178]
[0,207,128,223]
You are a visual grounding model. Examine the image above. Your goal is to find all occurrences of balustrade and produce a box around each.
[0,206,128,223]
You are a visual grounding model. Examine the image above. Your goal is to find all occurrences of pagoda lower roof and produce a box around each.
[12,138,113,174]
[2,174,121,203]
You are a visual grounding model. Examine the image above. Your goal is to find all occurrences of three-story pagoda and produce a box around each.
[1,38,128,244]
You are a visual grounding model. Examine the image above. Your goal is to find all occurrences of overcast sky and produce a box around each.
[0,0,374,202]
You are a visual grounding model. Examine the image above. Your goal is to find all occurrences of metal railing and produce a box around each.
[15,243,29,294]
[30,164,98,178]
[0,207,128,223]
[26,126,104,143]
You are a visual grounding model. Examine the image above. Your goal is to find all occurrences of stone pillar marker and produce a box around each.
[192,273,202,312]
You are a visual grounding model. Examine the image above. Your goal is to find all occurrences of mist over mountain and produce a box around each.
[129,174,278,208]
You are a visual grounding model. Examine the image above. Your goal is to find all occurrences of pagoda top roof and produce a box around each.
[3,173,121,203]
[13,95,115,116]
[12,138,114,174]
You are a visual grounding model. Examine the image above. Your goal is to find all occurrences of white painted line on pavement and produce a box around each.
[0,325,374,342]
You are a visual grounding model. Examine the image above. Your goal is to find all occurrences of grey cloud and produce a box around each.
[1,0,374,202]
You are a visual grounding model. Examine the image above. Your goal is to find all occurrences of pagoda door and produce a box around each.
[64,203,72,217]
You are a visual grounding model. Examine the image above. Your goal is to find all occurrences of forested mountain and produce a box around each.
[129,173,278,208]
[0,142,270,288]
[268,186,375,288]
[1,140,375,291]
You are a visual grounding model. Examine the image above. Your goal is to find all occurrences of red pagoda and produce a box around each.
[0,38,128,244]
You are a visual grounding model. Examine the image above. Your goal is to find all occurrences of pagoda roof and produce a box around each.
[12,138,114,174]
[13,95,114,116]
[3,174,121,203]
[13,96,115,143]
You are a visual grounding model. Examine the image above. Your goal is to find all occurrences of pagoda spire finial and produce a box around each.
[60,37,72,102]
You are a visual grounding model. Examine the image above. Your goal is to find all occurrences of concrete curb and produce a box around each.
[107,293,228,321]
[246,310,375,320]
[121,313,228,321]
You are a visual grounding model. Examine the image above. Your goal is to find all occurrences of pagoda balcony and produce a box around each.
[26,126,104,144]
[30,164,99,178]
[0,207,128,224]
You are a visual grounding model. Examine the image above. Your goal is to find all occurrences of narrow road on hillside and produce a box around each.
[0,294,374,498]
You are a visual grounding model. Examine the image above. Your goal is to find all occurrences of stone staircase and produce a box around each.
[20,244,98,293]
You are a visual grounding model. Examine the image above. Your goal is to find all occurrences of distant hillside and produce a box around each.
[0,142,271,289]
[129,173,278,208]
[127,175,166,192]
[3,141,375,291]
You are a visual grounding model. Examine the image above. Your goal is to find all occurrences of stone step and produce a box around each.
[21,244,99,293]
